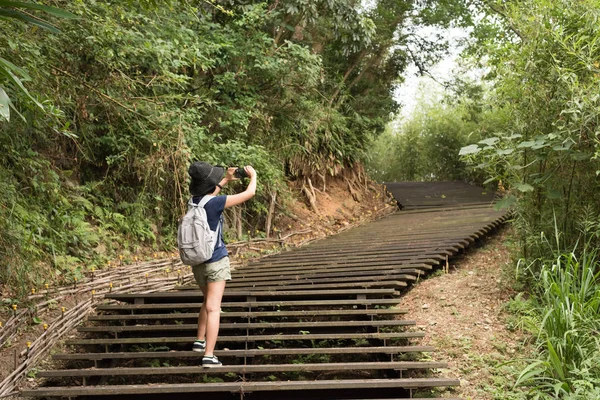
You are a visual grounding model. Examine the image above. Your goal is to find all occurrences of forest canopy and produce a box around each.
[0,0,471,293]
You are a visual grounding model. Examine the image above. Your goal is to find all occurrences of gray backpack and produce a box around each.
[177,196,218,265]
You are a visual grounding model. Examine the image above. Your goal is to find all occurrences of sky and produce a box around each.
[393,27,471,118]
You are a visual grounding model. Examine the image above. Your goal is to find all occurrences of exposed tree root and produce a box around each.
[302,178,319,214]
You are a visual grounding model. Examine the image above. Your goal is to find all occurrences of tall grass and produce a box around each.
[516,248,600,398]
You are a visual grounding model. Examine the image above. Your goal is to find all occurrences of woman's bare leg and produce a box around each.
[197,285,208,341]
[203,280,226,356]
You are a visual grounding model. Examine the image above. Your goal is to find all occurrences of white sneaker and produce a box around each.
[201,355,222,367]
[192,340,206,353]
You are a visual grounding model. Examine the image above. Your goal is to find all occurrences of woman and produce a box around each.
[187,161,257,367]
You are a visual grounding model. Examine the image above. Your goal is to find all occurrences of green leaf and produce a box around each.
[0,56,31,80]
[459,144,480,155]
[515,359,547,387]
[552,143,572,151]
[1,66,43,111]
[478,137,499,146]
[531,141,548,150]
[510,164,527,170]
[0,1,77,19]
[494,195,517,210]
[0,9,60,33]
[514,183,534,192]
[517,141,535,148]
[546,340,566,381]
[0,86,10,121]
[570,152,590,161]
[497,148,514,155]
[32,316,43,324]
[8,98,26,122]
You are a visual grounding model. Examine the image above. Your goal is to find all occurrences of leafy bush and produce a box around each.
[461,0,600,259]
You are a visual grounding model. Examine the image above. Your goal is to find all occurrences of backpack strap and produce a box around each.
[188,196,214,208]
[197,195,222,247]
[198,196,213,208]
[188,196,220,246]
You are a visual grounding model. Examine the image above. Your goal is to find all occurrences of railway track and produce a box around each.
[23,182,506,399]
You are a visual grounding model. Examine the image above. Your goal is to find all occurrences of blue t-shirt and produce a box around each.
[192,195,228,263]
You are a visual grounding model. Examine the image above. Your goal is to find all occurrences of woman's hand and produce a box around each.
[244,165,256,179]
[224,165,257,208]
[225,167,239,182]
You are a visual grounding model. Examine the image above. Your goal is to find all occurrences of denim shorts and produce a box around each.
[192,256,231,287]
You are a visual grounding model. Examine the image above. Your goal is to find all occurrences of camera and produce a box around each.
[234,167,248,179]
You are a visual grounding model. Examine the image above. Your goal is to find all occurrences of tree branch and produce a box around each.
[480,0,524,41]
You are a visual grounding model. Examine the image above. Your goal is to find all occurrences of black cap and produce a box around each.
[188,161,224,196]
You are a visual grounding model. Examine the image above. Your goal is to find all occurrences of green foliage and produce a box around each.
[458,2,600,396]
[0,0,76,122]
[367,84,499,183]
[514,247,600,398]
[460,0,600,259]
[0,0,474,295]
[502,293,539,333]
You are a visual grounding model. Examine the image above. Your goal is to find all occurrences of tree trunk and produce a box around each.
[329,50,366,106]
[235,206,243,240]
[265,191,277,238]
